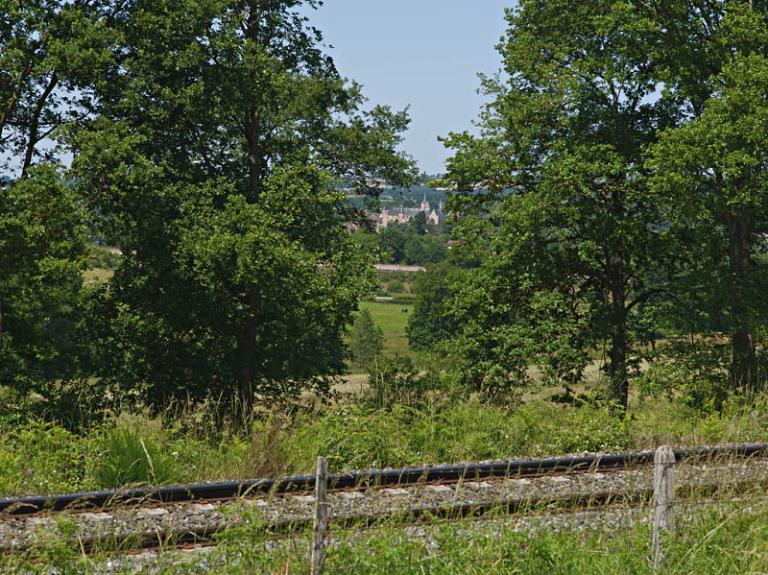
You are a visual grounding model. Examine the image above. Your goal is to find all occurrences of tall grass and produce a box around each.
[2,396,768,497]
[5,500,768,573]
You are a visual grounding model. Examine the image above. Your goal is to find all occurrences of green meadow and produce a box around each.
[358,301,414,359]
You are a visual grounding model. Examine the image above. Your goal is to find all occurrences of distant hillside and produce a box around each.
[346,185,449,209]
[381,185,448,208]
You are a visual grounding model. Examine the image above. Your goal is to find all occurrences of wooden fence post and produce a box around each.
[652,445,676,572]
[311,456,329,575]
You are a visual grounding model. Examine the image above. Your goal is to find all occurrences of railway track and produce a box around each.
[2,443,768,556]
[3,442,767,517]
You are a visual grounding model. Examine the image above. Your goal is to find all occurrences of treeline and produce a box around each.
[7,0,768,423]
[355,214,449,267]
[0,0,415,422]
[409,0,768,414]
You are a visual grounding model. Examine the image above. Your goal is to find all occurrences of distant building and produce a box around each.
[374,192,446,230]
[375,264,426,273]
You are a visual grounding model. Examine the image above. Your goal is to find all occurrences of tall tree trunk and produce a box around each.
[607,187,629,414]
[608,270,629,414]
[238,288,259,423]
[726,209,757,394]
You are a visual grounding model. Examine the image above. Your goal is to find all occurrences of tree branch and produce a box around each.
[0,57,34,140]
[627,286,668,312]
[21,71,59,178]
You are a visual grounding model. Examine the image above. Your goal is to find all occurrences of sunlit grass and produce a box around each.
[82,267,114,284]
[359,301,414,358]
[3,396,768,497]
[6,499,768,574]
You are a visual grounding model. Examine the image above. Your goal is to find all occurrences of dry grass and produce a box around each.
[83,267,114,284]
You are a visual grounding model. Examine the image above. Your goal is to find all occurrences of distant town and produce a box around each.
[369,193,447,230]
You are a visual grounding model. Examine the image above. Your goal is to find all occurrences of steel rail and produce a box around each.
[2,442,767,517]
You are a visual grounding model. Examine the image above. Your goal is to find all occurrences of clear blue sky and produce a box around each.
[309,1,514,174]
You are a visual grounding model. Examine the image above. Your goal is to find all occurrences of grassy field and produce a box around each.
[83,267,114,285]
[359,301,413,358]
[5,396,768,498]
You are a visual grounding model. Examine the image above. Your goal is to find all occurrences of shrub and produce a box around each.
[387,279,404,294]
[636,339,730,412]
[368,355,426,408]
[0,421,90,495]
[349,309,384,369]
[92,415,181,488]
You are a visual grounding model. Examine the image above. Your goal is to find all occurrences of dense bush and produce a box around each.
[348,309,384,369]
[4,391,768,497]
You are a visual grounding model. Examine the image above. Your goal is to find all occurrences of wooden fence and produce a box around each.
[309,446,679,574]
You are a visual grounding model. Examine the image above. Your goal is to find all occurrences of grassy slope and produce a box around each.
[4,396,768,497]
[359,301,414,358]
[82,267,114,284]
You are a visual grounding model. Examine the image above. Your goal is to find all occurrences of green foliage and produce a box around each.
[386,279,405,294]
[378,223,449,266]
[0,421,89,496]
[649,36,768,392]
[6,394,768,498]
[410,210,428,235]
[349,309,384,370]
[440,0,670,409]
[85,245,121,271]
[92,417,180,488]
[0,0,113,177]
[64,0,415,410]
[367,355,426,408]
[436,0,768,408]
[407,262,461,352]
[281,401,630,473]
[637,340,731,412]
[0,166,86,396]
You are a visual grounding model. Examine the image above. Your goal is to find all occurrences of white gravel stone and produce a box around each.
[549,476,572,483]
[336,491,365,500]
[425,485,453,495]
[380,488,410,497]
[142,508,170,517]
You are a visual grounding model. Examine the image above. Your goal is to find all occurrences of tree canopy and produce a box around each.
[434,0,768,409]
[2,0,415,414]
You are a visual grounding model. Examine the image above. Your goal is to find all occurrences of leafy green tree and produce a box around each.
[402,235,447,266]
[0,166,86,394]
[406,262,460,351]
[650,52,768,395]
[403,236,428,266]
[0,0,112,177]
[441,0,669,410]
[70,0,415,411]
[353,230,382,262]
[410,211,427,236]
[647,2,768,395]
[348,309,384,370]
[379,224,408,264]
[0,0,104,400]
